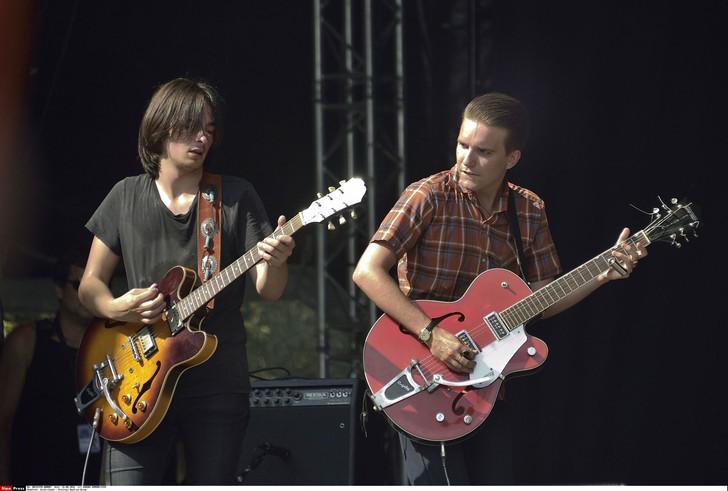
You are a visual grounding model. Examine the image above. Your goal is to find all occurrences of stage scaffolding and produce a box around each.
[313,0,405,377]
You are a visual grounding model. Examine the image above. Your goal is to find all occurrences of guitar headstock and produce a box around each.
[643,197,700,248]
[300,178,367,226]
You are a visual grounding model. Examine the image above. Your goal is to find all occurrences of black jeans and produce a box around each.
[103,392,250,485]
[399,401,514,485]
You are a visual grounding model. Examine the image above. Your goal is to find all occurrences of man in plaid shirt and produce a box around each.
[353,93,646,485]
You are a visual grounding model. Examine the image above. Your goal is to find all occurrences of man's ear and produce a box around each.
[506,149,522,170]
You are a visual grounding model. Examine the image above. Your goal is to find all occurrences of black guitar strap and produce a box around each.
[507,187,531,286]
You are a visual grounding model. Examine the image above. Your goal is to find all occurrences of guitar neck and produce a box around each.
[501,230,651,330]
[179,213,306,317]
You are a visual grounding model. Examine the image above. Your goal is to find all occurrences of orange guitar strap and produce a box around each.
[197,171,222,309]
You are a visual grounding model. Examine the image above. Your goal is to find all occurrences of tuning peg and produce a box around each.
[339,180,346,185]
[350,210,358,220]
[317,193,323,198]
[339,216,347,225]
[328,186,336,192]
[327,221,335,231]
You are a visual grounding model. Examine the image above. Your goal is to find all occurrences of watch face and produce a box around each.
[419,329,431,341]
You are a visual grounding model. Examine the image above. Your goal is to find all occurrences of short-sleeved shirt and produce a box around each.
[86,173,273,396]
[371,165,562,302]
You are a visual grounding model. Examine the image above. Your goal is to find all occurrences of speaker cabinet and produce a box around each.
[236,378,394,485]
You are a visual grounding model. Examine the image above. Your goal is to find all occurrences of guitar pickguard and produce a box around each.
[469,325,527,388]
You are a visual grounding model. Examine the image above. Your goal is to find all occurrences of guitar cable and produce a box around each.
[81,407,102,486]
[440,442,451,485]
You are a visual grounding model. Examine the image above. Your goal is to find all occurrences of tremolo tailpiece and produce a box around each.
[74,354,130,424]
[369,359,438,410]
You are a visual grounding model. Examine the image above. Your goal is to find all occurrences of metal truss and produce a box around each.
[313,0,404,377]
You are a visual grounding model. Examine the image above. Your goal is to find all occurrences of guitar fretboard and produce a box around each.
[175,213,305,321]
[499,230,650,330]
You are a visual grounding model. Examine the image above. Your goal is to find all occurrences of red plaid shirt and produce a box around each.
[371,165,562,301]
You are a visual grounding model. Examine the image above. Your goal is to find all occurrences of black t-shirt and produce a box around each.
[86,174,273,396]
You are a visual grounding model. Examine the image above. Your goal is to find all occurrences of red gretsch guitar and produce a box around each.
[74,178,366,443]
[362,197,699,444]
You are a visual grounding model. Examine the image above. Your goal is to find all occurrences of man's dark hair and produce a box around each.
[138,78,226,178]
[52,243,88,286]
[462,93,530,154]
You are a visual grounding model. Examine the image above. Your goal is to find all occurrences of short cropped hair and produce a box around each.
[462,93,529,154]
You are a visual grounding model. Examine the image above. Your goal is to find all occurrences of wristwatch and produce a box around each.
[418,320,437,343]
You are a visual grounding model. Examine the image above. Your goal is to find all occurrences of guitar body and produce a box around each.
[363,268,548,444]
[75,266,218,443]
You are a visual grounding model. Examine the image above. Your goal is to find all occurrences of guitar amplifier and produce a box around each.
[236,378,396,485]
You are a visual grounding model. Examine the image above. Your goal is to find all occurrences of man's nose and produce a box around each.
[461,149,475,166]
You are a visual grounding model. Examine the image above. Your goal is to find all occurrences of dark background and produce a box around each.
[2,0,726,485]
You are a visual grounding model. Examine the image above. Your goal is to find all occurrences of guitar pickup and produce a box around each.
[136,325,158,358]
[164,303,185,335]
[456,330,480,355]
[484,312,508,340]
